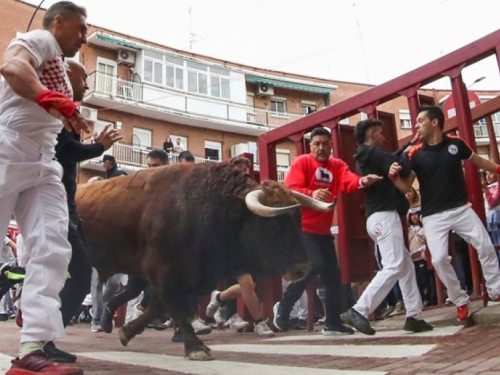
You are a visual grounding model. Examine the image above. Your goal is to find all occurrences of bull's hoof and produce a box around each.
[187,350,213,361]
[119,326,133,346]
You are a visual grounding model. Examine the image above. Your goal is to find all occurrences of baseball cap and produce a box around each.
[102,154,116,163]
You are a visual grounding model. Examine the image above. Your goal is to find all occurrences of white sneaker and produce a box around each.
[214,307,224,326]
[205,291,221,318]
[229,313,250,330]
[254,320,274,337]
[165,318,174,328]
[192,317,212,335]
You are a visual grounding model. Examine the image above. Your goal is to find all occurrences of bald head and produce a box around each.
[66,60,88,101]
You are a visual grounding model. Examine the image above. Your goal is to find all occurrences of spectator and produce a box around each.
[163,136,174,154]
[179,150,195,164]
[173,138,185,153]
[102,154,127,178]
[405,186,421,209]
[482,171,500,247]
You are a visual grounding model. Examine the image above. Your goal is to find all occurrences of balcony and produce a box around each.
[80,141,288,182]
[473,122,500,146]
[84,72,306,136]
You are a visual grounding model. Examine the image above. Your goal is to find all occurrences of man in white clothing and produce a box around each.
[0,2,88,374]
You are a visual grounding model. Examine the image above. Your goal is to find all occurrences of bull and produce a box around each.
[75,161,334,360]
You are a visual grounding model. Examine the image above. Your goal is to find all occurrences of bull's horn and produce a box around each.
[245,190,300,217]
[291,191,337,211]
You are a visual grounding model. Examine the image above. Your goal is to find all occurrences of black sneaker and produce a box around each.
[100,307,114,334]
[322,323,354,336]
[43,341,77,363]
[171,328,183,342]
[272,302,290,331]
[147,318,168,331]
[0,313,8,321]
[340,308,376,336]
[403,317,434,333]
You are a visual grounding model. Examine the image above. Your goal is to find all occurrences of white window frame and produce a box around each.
[399,109,412,129]
[132,127,152,149]
[96,57,117,97]
[270,98,287,117]
[276,148,290,167]
[205,140,222,161]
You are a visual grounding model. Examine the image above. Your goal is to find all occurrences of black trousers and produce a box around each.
[281,232,342,326]
[59,211,93,327]
[107,276,149,313]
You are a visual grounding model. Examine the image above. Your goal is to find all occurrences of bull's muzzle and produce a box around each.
[282,262,311,282]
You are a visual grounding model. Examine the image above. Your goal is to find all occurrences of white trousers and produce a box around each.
[0,127,70,343]
[282,279,308,320]
[354,211,422,319]
[422,204,500,306]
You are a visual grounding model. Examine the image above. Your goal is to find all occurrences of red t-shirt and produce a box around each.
[284,154,362,235]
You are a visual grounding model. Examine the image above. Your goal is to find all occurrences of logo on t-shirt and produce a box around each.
[448,144,458,155]
[315,167,333,183]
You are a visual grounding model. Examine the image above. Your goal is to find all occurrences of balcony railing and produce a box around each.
[86,71,305,130]
[474,122,500,138]
[82,141,288,181]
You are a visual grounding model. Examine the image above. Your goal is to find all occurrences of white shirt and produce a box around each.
[0,30,73,150]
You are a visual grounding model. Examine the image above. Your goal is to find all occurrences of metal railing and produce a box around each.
[86,71,305,129]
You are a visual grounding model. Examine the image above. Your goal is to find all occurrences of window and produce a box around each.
[271,99,287,116]
[143,58,164,85]
[399,110,412,129]
[276,149,290,167]
[302,102,316,115]
[166,64,184,89]
[205,140,221,161]
[132,127,152,149]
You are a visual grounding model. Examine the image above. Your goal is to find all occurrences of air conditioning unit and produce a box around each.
[79,106,98,122]
[117,49,136,65]
[256,82,274,97]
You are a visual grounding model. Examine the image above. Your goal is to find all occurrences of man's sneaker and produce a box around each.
[341,308,376,336]
[171,328,183,342]
[6,350,83,375]
[229,313,250,330]
[213,307,224,327]
[0,313,8,321]
[254,320,275,337]
[165,318,174,328]
[100,307,114,334]
[380,305,396,319]
[272,302,290,331]
[457,304,470,321]
[192,317,212,335]
[205,290,221,318]
[147,318,168,331]
[43,341,77,363]
[91,320,103,333]
[403,317,434,333]
[322,323,354,336]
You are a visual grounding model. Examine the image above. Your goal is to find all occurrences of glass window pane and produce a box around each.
[175,68,184,89]
[154,62,163,84]
[144,60,152,82]
[166,65,174,87]
[210,66,230,76]
[188,71,197,92]
[144,49,164,60]
[199,73,208,95]
[165,55,184,66]
[210,75,220,97]
[221,78,230,99]
[186,61,207,71]
[205,148,219,161]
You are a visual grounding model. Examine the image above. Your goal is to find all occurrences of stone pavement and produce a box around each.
[1,299,500,375]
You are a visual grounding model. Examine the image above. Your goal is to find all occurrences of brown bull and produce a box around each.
[76,161,334,360]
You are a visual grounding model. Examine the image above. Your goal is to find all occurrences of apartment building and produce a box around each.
[1,0,498,183]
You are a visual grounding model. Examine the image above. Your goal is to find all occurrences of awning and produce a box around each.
[95,34,142,50]
[247,76,335,94]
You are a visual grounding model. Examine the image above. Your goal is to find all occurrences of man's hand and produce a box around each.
[47,107,89,134]
[312,188,332,202]
[94,124,123,150]
[388,162,402,180]
[361,174,383,187]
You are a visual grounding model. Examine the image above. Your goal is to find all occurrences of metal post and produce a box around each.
[485,116,500,164]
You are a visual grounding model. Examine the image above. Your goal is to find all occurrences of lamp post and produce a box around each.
[467,76,486,89]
